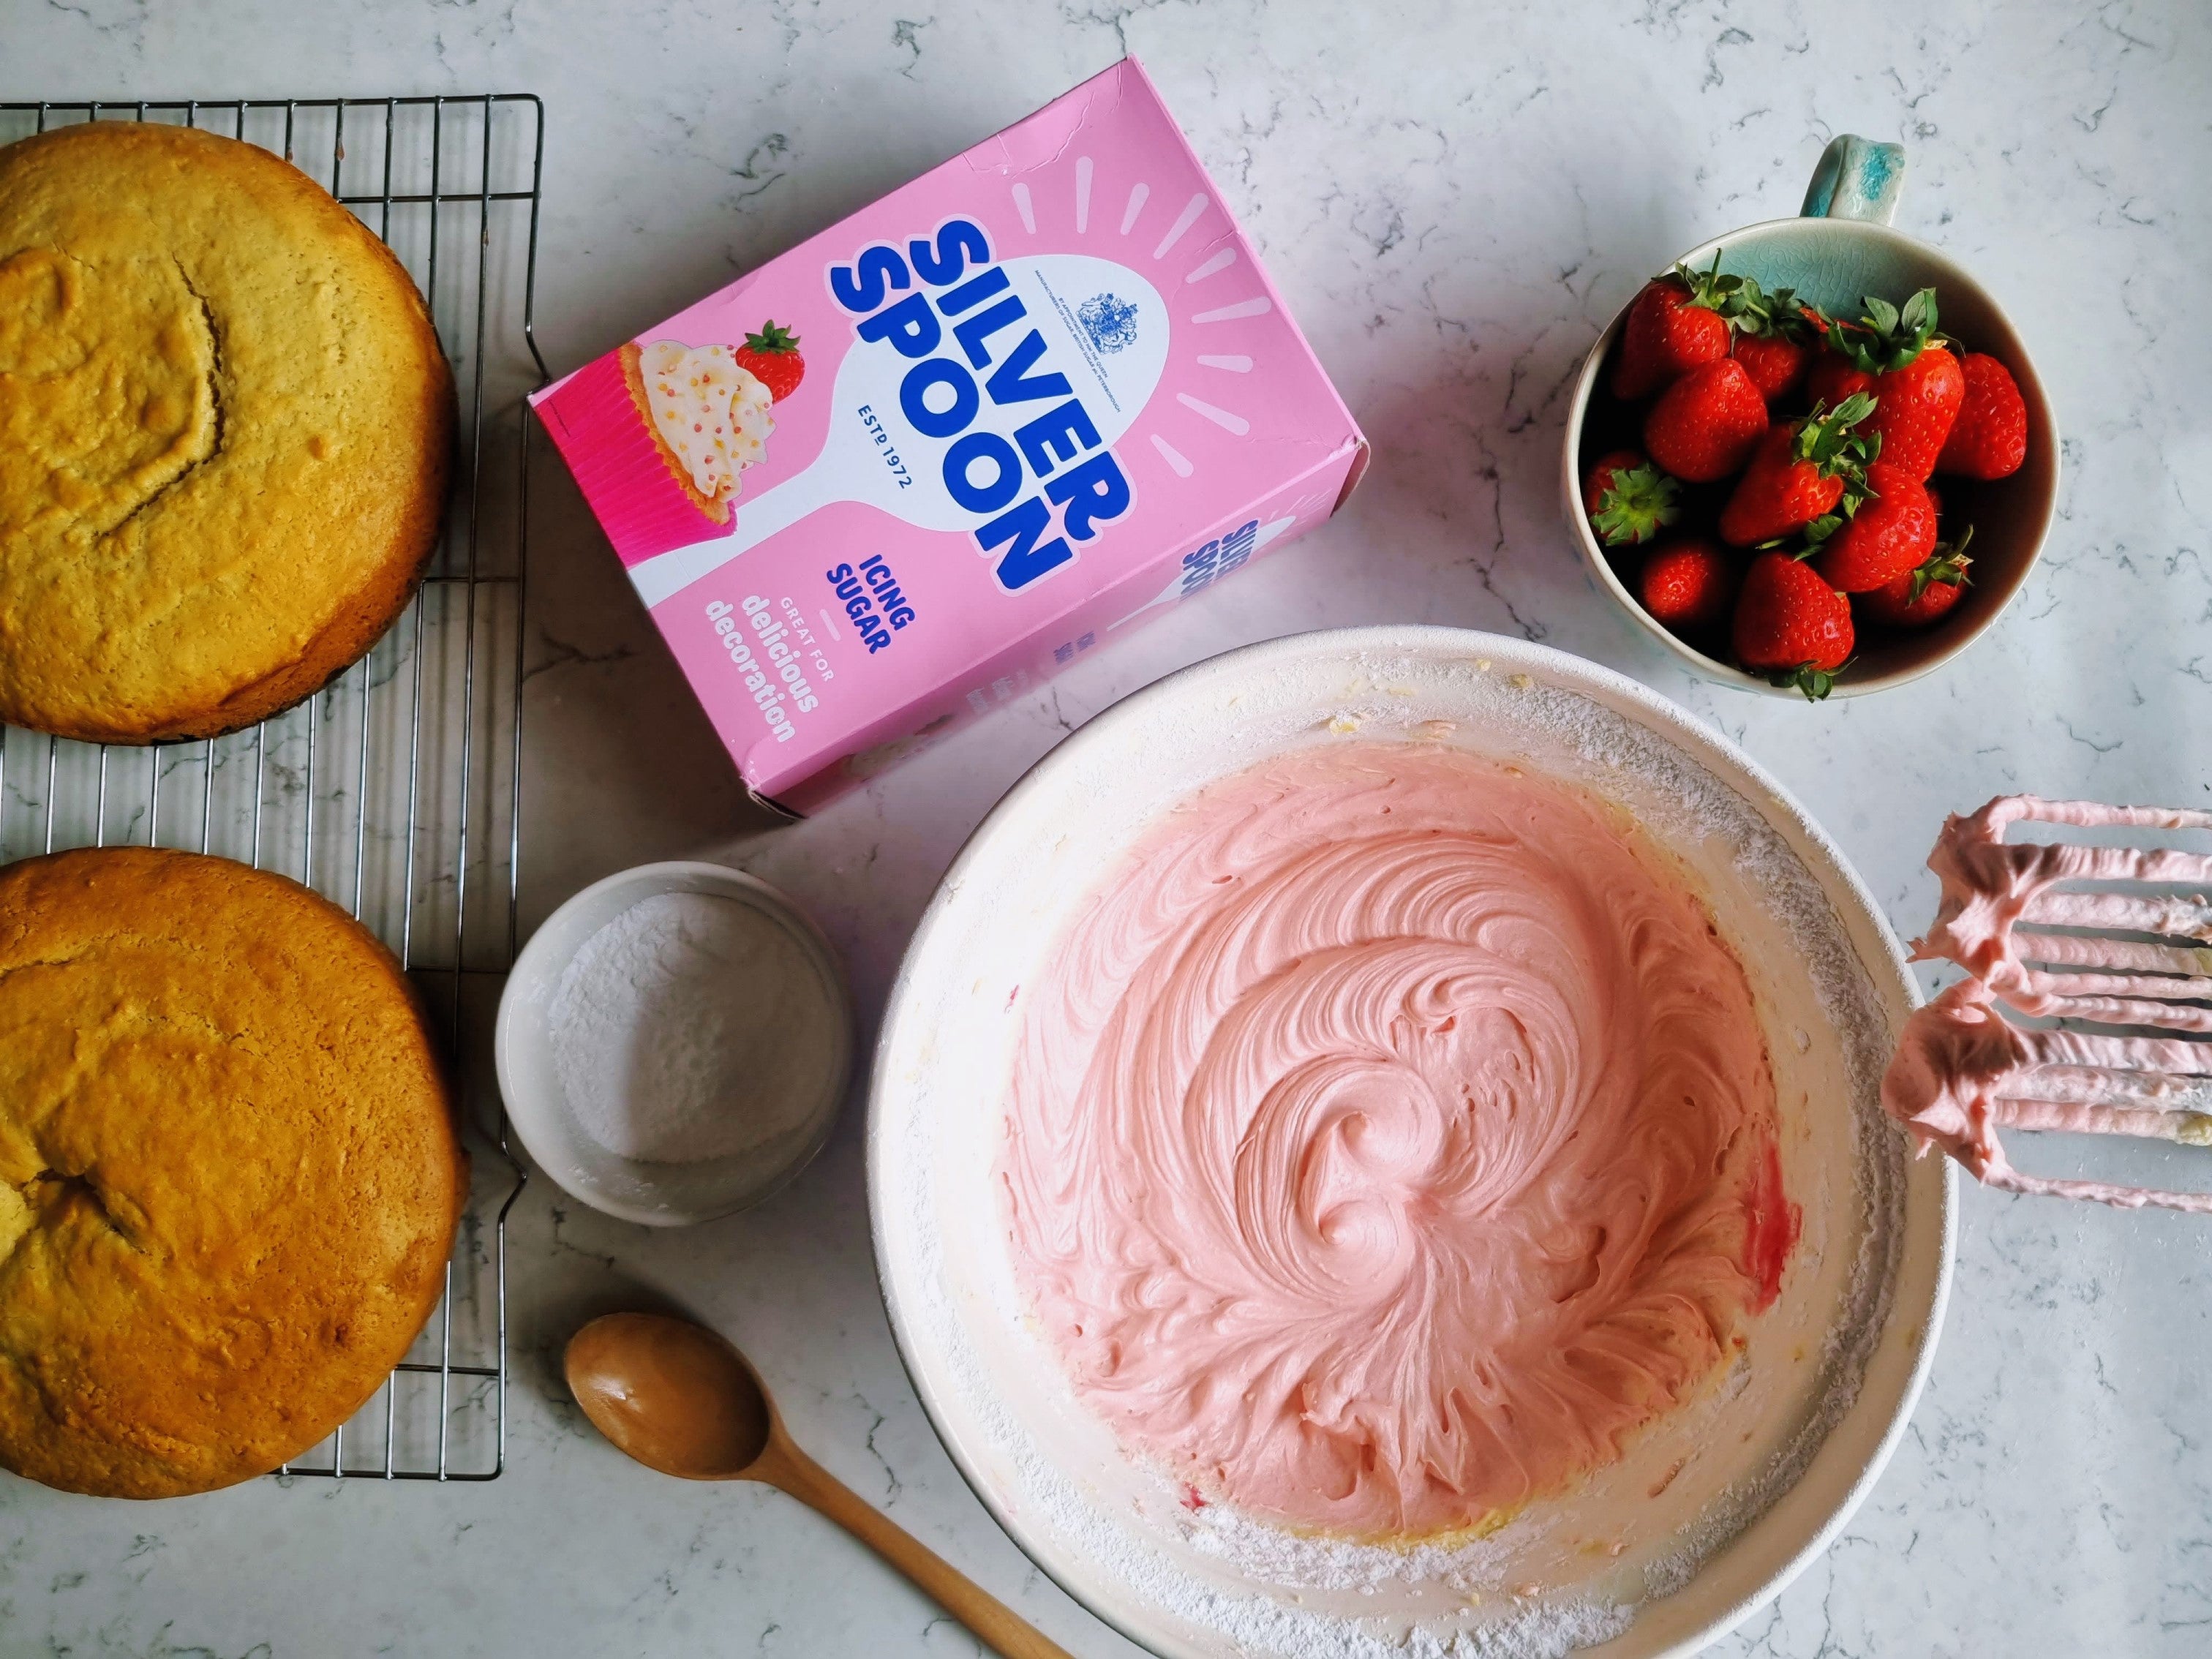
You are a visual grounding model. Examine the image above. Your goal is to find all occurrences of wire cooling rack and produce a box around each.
[0,94,549,1481]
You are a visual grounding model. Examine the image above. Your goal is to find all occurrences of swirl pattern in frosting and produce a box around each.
[999,742,1792,1539]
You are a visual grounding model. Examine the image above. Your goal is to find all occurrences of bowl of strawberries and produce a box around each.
[1564,135,2058,699]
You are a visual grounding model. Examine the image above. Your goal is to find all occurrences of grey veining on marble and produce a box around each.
[6,1,2211,1655]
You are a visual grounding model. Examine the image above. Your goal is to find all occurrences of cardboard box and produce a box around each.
[533,58,1366,813]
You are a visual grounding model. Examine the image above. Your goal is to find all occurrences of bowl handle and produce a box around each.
[1799,135,1905,226]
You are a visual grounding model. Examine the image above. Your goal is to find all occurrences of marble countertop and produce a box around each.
[8,1,2212,1654]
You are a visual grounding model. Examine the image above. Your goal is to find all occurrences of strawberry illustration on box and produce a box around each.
[733,321,806,401]
[533,59,1366,814]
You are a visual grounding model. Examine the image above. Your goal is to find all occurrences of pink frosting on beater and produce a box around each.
[1916,795,2212,1010]
[1884,979,2212,1212]
[1884,795,2212,1214]
[998,744,1791,1539]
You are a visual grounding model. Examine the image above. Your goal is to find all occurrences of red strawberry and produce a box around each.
[1865,345,1963,480]
[1726,281,1819,403]
[1825,290,1963,478]
[1610,255,1745,399]
[1858,527,1974,629]
[1813,460,1938,592]
[1581,449,1641,516]
[1718,394,1876,546]
[1732,332,1808,403]
[1643,358,1769,483]
[1639,538,1737,633]
[1732,552,1854,699]
[734,320,805,400]
[1582,448,1682,547]
[1936,353,2028,480]
[1804,352,1873,413]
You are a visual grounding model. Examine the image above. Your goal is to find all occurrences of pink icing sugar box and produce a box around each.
[532,59,1367,813]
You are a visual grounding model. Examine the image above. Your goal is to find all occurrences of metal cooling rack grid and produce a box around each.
[0,94,552,1481]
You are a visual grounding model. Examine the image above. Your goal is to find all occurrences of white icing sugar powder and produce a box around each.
[549,889,838,1165]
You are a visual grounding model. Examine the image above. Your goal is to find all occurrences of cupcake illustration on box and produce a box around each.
[545,323,804,562]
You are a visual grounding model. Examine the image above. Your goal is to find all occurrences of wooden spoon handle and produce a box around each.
[757,1434,1078,1659]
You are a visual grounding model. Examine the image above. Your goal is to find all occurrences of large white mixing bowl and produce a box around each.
[870,628,1952,1659]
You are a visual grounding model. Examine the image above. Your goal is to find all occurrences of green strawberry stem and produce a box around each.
[1833,287,1938,373]
[1660,256,1822,339]
[1667,249,1746,316]
[744,320,801,354]
[1768,662,1839,701]
[1725,276,1823,342]
[1906,524,1974,599]
[1775,494,1857,557]
[1794,394,1878,481]
[1590,462,1682,547]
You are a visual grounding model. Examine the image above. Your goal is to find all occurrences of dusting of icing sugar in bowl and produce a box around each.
[547,890,835,1165]
[870,628,1952,1659]
[498,862,853,1227]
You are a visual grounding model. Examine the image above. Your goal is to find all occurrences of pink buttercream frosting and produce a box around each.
[998,744,1791,1539]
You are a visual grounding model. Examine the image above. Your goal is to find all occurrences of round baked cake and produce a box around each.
[0,121,454,742]
[0,847,466,1498]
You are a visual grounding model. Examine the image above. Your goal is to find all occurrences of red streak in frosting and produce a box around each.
[1744,1138,1802,1312]
[998,744,1788,1539]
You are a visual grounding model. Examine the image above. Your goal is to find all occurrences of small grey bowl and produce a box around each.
[494,860,854,1227]
[1563,135,2060,699]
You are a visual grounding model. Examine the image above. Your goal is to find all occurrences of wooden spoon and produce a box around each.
[565,1312,1075,1659]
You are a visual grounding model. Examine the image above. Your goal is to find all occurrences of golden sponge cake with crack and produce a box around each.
[0,846,466,1498]
[0,121,453,742]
